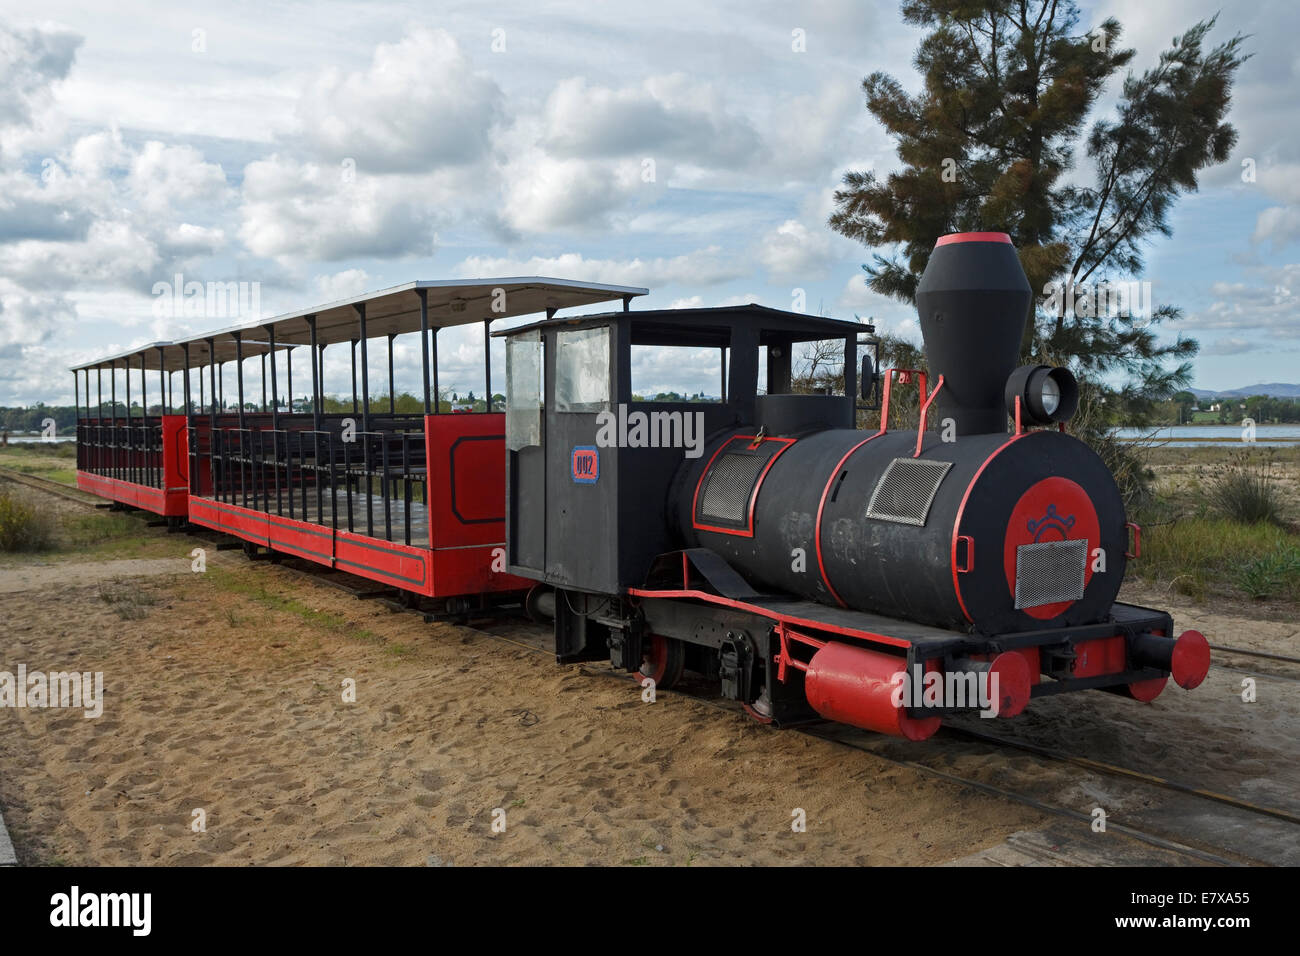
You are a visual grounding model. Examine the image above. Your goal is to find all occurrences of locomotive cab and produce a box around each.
[500,305,866,596]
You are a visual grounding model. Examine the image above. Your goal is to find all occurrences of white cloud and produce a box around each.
[290,28,502,173]
[3,219,158,291]
[541,74,762,166]
[0,23,81,130]
[498,147,646,233]
[1202,336,1261,356]
[315,268,372,301]
[1252,205,1300,247]
[1184,264,1300,339]
[836,272,918,338]
[161,223,226,256]
[0,3,1294,402]
[237,154,440,261]
[127,141,229,215]
[757,219,833,281]
[454,248,747,288]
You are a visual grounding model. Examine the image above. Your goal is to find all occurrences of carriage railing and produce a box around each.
[77,420,164,489]
[199,421,429,546]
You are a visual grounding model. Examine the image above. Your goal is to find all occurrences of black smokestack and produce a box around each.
[915,232,1032,436]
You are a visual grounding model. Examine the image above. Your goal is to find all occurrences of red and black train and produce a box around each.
[72,235,1210,739]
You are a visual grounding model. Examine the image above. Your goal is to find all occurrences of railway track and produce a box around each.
[12,470,1300,865]
[0,466,101,506]
[939,724,1300,827]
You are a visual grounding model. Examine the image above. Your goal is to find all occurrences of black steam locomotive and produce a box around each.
[501,232,1209,739]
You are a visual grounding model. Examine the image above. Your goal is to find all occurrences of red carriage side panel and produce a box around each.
[425,413,531,596]
[76,414,189,516]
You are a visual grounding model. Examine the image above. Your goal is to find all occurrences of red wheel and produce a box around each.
[638,635,685,690]
[1125,675,1168,702]
[742,702,774,724]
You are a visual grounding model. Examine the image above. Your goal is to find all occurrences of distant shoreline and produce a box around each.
[1115,436,1300,443]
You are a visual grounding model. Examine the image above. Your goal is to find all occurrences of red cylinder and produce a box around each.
[1170,629,1211,689]
[985,652,1032,717]
[804,642,941,740]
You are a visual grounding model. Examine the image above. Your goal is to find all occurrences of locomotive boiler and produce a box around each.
[501,232,1210,739]
[673,232,1121,636]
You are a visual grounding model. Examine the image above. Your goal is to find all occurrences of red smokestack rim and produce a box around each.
[935,231,1013,246]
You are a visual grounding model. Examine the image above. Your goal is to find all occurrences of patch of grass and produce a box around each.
[206,566,383,644]
[1145,443,1300,468]
[1131,514,1300,604]
[0,444,79,485]
[1205,451,1284,525]
[1235,549,1300,601]
[0,486,57,552]
[62,512,138,547]
[96,578,160,619]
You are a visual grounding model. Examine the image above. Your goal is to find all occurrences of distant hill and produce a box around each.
[1188,383,1300,399]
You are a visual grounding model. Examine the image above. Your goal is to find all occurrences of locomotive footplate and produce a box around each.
[628,571,1206,728]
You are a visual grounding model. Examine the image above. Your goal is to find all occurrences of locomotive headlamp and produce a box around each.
[1005,364,1078,425]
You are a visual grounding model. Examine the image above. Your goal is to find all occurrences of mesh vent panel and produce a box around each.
[700,453,768,524]
[864,458,952,527]
[1014,539,1088,609]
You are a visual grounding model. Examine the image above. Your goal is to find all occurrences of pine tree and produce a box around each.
[830,2,1248,425]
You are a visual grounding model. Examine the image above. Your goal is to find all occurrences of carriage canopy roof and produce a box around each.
[73,277,648,373]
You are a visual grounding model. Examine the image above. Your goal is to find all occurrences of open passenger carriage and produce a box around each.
[73,278,646,608]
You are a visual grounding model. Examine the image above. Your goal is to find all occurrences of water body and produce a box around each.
[1114,424,1300,448]
[7,429,1297,448]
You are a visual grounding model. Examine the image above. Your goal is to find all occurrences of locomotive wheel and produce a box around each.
[638,635,686,690]
[742,688,774,724]
[241,540,258,559]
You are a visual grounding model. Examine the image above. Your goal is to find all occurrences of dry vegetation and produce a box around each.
[1130,444,1300,607]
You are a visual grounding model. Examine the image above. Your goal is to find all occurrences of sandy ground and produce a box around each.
[0,554,1047,866]
[0,557,190,594]
[1,466,1293,865]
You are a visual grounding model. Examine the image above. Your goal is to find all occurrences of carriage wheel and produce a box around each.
[638,635,685,690]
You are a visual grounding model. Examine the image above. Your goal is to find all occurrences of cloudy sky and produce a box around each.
[0,0,1296,406]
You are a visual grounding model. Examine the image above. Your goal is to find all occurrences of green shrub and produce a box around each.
[1235,548,1300,601]
[1208,452,1283,525]
[0,486,56,551]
